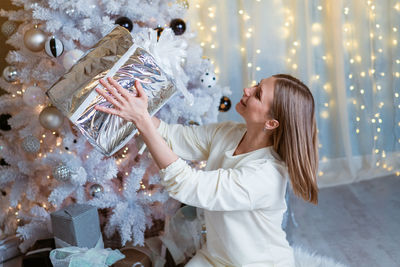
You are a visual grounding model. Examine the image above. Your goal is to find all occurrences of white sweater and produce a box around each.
[157,120,295,267]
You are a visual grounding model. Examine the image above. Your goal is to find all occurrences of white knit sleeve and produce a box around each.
[156,120,223,161]
[159,158,284,211]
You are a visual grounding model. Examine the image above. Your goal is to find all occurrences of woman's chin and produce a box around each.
[235,102,242,114]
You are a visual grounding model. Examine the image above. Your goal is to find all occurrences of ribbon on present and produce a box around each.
[54,235,104,249]
[49,246,124,267]
[50,235,124,267]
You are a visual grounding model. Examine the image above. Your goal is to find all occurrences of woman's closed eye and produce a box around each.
[255,85,261,100]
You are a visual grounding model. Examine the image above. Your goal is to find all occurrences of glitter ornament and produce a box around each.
[89,184,104,198]
[219,96,231,112]
[45,36,64,58]
[62,49,84,70]
[200,71,216,89]
[2,66,18,82]
[24,26,46,52]
[1,21,17,37]
[21,135,40,153]
[53,163,72,182]
[39,106,64,130]
[115,17,133,32]
[170,18,186,35]
[23,85,46,106]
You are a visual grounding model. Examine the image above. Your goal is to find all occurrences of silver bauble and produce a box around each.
[53,164,72,182]
[23,85,46,106]
[2,66,18,82]
[1,21,17,37]
[24,26,46,52]
[39,106,64,130]
[21,135,40,153]
[89,184,104,198]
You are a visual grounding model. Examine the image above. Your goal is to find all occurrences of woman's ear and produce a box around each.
[264,119,279,130]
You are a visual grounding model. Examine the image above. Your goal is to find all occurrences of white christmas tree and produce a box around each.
[0,0,230,252]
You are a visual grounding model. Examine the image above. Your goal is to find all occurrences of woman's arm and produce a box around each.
[95,77,218,161]
[151,116,161,129]
[159,157,283,211]
[95,77,178,169]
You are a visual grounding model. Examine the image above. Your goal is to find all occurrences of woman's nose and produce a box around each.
[243,87,251,96]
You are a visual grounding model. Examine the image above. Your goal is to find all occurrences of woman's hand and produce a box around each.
[94,77,151,129]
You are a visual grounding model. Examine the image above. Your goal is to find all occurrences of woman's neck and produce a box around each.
[233,126,273,156]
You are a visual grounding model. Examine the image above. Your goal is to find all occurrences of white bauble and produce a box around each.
[62,49,84,70]
[23,85,46,106]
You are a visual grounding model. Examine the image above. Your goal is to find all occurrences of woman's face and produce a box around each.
[235,76,275,125]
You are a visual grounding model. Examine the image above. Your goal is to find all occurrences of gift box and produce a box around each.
[0,235,21,263]
[111,247,152,267]
[22,238,55,267]
[46,25,178,156]
[50,204,102,248]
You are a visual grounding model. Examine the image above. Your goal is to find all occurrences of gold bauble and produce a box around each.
[24,26,46,52]
[39,106,64,130]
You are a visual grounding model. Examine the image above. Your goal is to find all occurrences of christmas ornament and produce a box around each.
[23,85,46,106]
[200,71,216,89]
[0,158,9,166]
[180,205,197,221]
[21,135,40,153]
[169,18,186,35]
[53,163,72,182]
[188,120,199,126]
[62,49,84,70]
[115,16,133,32]
[1,21,17,37]
[24,26,46,52]
[2,66,18,82]
[0,114,12,131]
[39,106,64,130]
[154,26,164,41]
[45,36,64,58]
[219,96,231,112]
[89,184,104,198]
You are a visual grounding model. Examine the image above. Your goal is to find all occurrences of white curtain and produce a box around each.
[185,0,400,187]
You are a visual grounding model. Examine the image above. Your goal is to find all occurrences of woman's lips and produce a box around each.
[240,99,246,107]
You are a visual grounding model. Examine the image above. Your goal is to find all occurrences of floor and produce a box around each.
[285,174,400,267]
[2,175,399,267]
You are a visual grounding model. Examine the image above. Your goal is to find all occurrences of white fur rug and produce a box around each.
[294,246,348,267]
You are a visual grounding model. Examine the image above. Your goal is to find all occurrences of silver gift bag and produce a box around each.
[47,26,177,156]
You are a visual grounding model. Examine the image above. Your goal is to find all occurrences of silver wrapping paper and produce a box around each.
[47,26,177,156]
[0,235,21,263]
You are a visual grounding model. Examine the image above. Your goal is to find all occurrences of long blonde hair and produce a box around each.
[271,74,319,204]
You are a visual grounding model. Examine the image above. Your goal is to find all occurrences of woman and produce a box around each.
[95,74,319,266]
